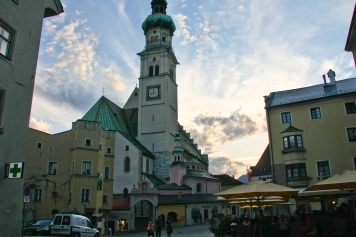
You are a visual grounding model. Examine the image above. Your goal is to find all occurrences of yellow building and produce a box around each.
[25,120,114,233]
[264,71,356,212]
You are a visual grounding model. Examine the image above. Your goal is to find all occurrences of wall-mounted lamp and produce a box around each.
[52,191,58,204]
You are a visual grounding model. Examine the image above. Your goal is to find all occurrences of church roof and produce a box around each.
[82,96,155,158]
[157,183,192,190]
[158,194,221,205]
[184,170,219,180]
[178,124,209,166]
[142,172,166,186]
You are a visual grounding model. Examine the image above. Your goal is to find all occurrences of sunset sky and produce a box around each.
[30,0,356,178]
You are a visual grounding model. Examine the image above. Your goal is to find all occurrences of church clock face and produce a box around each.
[151,36,158,43]
[146,85,161,100]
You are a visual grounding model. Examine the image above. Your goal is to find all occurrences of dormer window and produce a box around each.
[142,183,148,193]
[155,65,159,75]
[149,66,153,76]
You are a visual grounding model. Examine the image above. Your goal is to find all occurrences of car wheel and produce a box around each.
[94,234,99,237]
[73,233,80,237]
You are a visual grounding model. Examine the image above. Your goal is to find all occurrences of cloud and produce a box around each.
[209,156,247,177]
[29,117,51,133]
[187,110,261,153]
[173,13,198,46]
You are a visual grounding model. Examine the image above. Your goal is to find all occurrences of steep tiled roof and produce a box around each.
[82,96,154,158]
[250,145,271,177]
[142,172,166,186]
[178,124,208,166]
[157,183,192,190]
[158,194,221,205]
[265,78,356,108]
[211,174,243,186]
[184,170,219,180]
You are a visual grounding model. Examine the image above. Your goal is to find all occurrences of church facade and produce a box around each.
[25,0,227,234]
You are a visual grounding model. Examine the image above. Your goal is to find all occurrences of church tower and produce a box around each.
[138,0,179,179]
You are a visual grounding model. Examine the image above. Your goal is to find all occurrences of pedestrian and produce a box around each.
[147,217,154,237]
[108,227,112,235]
[166,216,173,237]
[155,215,162,237]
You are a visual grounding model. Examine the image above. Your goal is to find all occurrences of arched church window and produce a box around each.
[149,66,153,76]
[124,157,130,172]
[155,65,159,75]
[197,183,202,192]
[123,188,128,198]
[125,145,129,151]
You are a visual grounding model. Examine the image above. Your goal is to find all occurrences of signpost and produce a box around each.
[23,185,30,237]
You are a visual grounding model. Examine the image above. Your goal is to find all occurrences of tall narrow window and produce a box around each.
[149,66,153,76]
[310,107,322,119]
[281,112,291,124]
[48,162,58,175]
[34,189,42,202]
[345,102,356,114]
[124,157,130,172]
[125,145,129,151]
[123,188,129,198]
[104,166,110,179]
[146,158,149,173]
[317,161,330,176]
[0,89,5,126]
[0,25,12,58]
[103,194,109,204]
[197,183,202,192]
[155,65,159,75]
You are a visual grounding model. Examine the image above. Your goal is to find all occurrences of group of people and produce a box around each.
[147,216,173,237]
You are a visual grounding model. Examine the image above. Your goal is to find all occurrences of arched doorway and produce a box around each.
[134,200,154,231]
[167,212,177,223]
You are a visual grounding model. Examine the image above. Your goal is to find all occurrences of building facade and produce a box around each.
[0,0,63,236]
[264,71,356,211]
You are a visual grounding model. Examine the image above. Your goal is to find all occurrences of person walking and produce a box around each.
[166,216,173,237]
[147,217,154,237]
[155,216,162,237]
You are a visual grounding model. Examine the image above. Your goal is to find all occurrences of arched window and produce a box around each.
[106,147,112,154]
[125,145,129,151]
[124,157,130,172]
[160,7,163,13]
[155,65,159,75]
[123,188,128,198]
[149,66,153,76]
[197,183,202,192]
[146,158,149,173]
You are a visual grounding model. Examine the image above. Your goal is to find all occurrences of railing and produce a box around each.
[139,43,175,54]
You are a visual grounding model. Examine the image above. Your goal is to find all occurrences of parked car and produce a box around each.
[52,214,100,237]
[23,219,53,236]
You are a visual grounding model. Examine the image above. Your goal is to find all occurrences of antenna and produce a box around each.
[102,87,106,96]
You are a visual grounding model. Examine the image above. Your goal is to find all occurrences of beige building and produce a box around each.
[25,120,114,232]
[264,70,356,211]
[0,0,63,236]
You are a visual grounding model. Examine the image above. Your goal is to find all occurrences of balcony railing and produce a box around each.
[139,43,175,54]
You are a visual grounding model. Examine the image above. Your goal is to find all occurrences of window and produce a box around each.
[142,183,148,193]
[103,194,108,204]
[146,158,149,173]
[286,163,307,179]
[106,147,112,154]
[345,102,356,114]
[74,139,77,146]
[48,162,58,175]
[82,161,92,175]
[124,157,130,172]
[0,24,13,58]
[123,188,129,198]
[317,160,331,176]
[104,166,110,179]
[34,189,42,202]
[283,135,303,149]
[36,142,42,148]
[99,144,102,150]
[149,66,153,76]
[347,127,356,142]
[0,88,5,126]
[197,183,202,192]
[162,36,166,42]
[281,112,291,124]
[71,161,75,175]
[310,107,322,119]
[155,65,159,75]
[85,139,92,146]
[125,145,129,151]
[81,189,90,202]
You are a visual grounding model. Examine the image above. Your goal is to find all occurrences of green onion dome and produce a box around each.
[151,0,167,6]
[142,13,176,33]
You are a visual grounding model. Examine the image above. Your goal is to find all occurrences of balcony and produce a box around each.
[138,43,175,54]
[281,147,306,154]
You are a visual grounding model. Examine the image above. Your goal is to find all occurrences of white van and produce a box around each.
[51,214,100,237]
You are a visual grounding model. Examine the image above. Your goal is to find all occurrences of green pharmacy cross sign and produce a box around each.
[5,162,24,179]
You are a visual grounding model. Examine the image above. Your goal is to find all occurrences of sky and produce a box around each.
[30,0,356,179]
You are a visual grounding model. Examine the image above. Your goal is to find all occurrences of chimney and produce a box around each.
[327,69,336,84]
[322,75,327,86]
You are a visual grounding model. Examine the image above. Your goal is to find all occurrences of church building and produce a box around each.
[25,0,226,233]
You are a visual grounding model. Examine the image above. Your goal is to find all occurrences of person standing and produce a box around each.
[155,216,162,237]
[166,216,173,237]
[147,217,154,237]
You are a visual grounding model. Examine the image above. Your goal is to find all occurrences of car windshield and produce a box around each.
[33,220,51,226]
